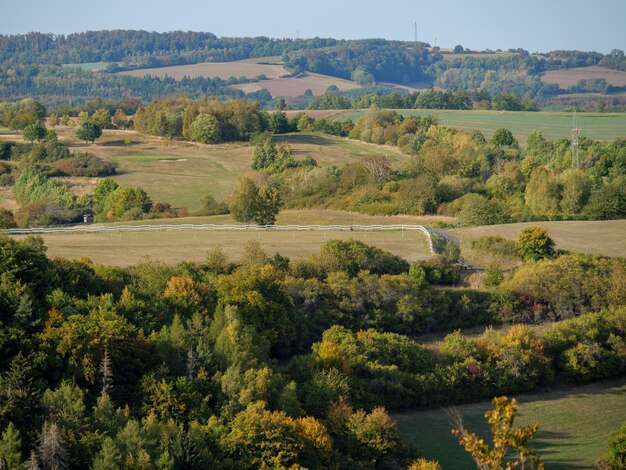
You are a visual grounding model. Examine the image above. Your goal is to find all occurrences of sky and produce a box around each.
[1,0,624,53]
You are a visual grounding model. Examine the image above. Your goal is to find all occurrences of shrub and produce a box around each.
[471,235,518,258]
[53,154,116,177]
[515,226,555,261]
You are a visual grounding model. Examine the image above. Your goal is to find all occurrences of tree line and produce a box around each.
[271,108,626,223]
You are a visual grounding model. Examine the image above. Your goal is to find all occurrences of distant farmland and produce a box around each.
[117,59,360,97]
[233,72,359,98]
[337,109,626,142]
[541,65,626,88]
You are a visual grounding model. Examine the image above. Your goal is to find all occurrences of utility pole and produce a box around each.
[571,111,580,169]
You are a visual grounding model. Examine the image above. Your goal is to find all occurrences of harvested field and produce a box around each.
[233,72,359,97]
[454,220,626,259]
[541,65,626,88]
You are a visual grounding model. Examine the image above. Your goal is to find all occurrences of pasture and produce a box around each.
[454,220,626,259]
[337,109,626,142]
[393,376,626,469]
[12,210,434,266]
[541,65,626,88]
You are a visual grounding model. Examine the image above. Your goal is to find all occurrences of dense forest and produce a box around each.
[1,31,625,109]
[0,223,625,468]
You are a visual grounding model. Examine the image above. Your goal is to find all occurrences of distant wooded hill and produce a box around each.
[1,31,625,110]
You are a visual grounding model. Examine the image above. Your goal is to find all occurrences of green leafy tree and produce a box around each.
[76,121,102,143]
[515,226,555,261]
[112,109,128,129]
[229,178,282,225]
[92,108,112,129]
[189,113,221,144]
[607,420,626,469]
[0,209,16,229]
[452,396,544,470]
[491,128,516,147]
[23,121,47,142]
[268,111,288,134]
[228,178,259,224]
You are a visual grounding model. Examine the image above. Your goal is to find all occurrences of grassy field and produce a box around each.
[234,72,359,98]
[541,65,626,88]
[337,109,626,142]
[454,220,626,259]
[393,376,626,469]
[12,209,436,266]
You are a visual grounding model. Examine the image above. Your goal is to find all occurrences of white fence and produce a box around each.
[5,223,435,255]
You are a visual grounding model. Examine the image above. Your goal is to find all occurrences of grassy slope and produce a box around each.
[14,209,436,266]
[454,220,626,259]
[337,109,626,143]
[393,376,626,469]
[0,127,401,212]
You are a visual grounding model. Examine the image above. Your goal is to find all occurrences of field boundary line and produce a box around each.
[5,223,435,255]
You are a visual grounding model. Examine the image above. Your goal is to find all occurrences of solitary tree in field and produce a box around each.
[452,396,544,470]
[76,121,102,144]
[229,178,283,225]
[23,121,47,142]
[515,226,555,261]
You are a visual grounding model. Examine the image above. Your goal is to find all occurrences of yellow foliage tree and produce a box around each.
[452,396,544,470]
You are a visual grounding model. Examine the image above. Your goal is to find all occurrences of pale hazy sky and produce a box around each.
[1,0,624,53]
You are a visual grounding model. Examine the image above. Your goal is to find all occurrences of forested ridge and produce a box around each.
[1,31,625,109]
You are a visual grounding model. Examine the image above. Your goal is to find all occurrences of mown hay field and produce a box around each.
[12,210,434,266]
[454,220,626,259]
